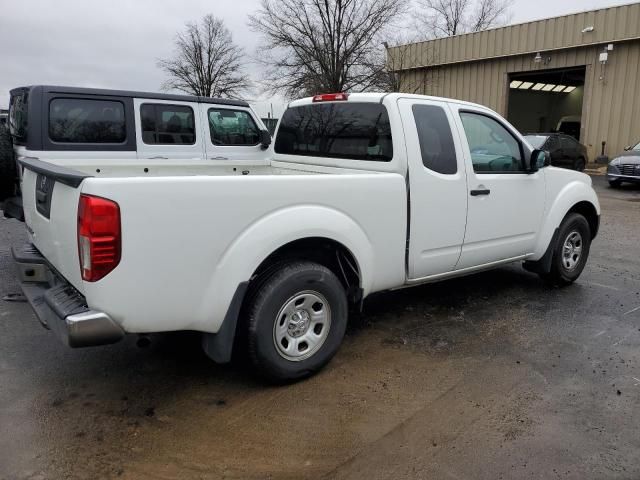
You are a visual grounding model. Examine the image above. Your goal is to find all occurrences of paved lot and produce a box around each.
[1,176,639,480]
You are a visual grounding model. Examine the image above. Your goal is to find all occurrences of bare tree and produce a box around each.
[248,0,407,98]
[158,15,249,98]
[415,0,512,38]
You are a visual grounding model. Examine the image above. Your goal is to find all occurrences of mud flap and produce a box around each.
[523,228,560,274]
[201,282,249,364]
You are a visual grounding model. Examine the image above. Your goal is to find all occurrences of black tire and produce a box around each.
[246,261,348,382]
[541,213,591,286]
[608,179,622,188]
[0,125,18,203]
[574,157,586,172]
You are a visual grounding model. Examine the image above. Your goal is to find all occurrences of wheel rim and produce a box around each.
[273,290,332,362]
[562,231,583,271]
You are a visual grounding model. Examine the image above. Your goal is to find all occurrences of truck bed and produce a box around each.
[19,157,408,334]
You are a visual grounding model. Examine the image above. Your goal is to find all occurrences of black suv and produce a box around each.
[524,133,588,171]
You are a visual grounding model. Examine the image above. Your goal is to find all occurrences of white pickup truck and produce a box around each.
[9,86,600,381]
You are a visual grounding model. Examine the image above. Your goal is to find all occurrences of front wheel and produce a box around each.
[245,261,348,382]
[609,179,622,188]
[540,213,591,286]
[573,157,586,172]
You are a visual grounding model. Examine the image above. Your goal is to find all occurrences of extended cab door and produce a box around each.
[451,106,546,269]
[398,98,468,279]
[200,104,268,162]
[134,99,204,160]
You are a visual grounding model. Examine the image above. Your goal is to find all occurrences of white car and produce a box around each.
[10,86,600,381]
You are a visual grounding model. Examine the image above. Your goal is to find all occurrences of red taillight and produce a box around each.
[312,92,349,102]
[78,194,121,282]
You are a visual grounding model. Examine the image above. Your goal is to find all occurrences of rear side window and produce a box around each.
[412,105,457,174]
[141,104,195,145]
[208,108,260,146]
[560,136,576,149]
[49,98,126,143]
[275,103,393,162]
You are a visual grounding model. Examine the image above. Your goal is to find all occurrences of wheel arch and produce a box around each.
[532,180,600,259]
[198,205,375,364]
[250,237,363,304]
[566,200,599,239]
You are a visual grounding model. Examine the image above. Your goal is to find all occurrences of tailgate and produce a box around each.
[19,158,92,292]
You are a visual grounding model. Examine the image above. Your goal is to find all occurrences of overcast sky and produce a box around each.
[0,0,632,115]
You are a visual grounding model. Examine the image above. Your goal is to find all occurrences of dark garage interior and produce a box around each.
[507,67,586,140]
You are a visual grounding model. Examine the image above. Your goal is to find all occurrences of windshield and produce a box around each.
[524,135,548,149]
[633,141,640,151]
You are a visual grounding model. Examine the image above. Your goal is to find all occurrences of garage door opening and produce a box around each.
[507,67,586,140]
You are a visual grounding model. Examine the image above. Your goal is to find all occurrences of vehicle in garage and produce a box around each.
[524,133,588,171]
[607,141,640,187]
[556,115,582,140]
[10,86,600,381]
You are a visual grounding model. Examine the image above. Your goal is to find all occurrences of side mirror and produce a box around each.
[624,145,632,151]
[259,129,272,150]
[529,149,549,173]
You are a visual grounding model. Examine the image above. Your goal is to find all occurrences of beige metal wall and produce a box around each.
[400,40,640,161]
[391,3,640,69]
[391,2,640,160]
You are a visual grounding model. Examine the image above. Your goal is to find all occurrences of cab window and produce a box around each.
[459,112,524,173]
[140,104,196,145]
[208,108,260,146]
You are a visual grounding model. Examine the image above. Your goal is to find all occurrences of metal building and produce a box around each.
[389,2,640,161]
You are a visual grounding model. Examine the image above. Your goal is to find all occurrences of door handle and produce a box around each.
[148,156,168,160]
[470,189,491,196]
[209,156,229,160]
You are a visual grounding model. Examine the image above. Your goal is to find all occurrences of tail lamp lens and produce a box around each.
[78,194,121,282]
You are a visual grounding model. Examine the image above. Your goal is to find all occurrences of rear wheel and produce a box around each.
[245,261,348,382]
[608,179,622,188]
[540,213,591,286]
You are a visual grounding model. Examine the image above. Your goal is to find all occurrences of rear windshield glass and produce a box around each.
[524,135,548,149]
[49,98,126,144]
[275,103,393,162]
[141,104,195,145]
[9,91,28,141]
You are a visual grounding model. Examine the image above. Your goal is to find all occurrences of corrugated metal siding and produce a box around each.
[398,41,640,160]
[390,3,640,69]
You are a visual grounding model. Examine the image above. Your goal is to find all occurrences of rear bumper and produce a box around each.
[12,243,125,347]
